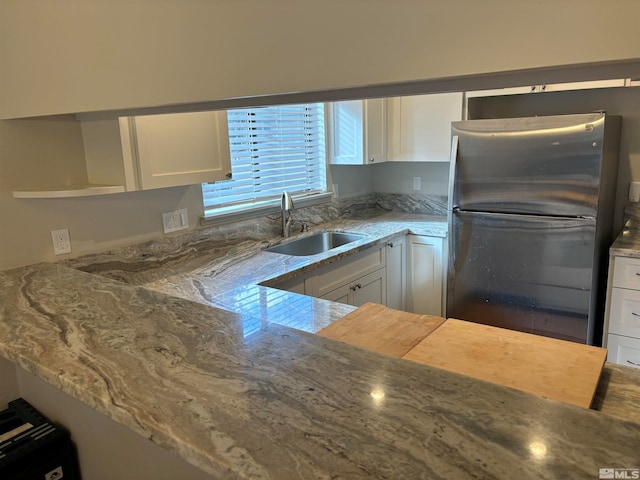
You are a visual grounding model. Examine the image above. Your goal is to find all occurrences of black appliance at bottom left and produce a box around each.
[0,397,81,480]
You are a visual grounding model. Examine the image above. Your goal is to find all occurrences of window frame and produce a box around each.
[201,103,331,225]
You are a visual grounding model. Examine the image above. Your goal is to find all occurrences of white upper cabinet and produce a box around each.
[387,92,463,162]
[466,79,628,100]
[327,99,387,165]
[13,110,232,198]
[131,110,231,190]
[81,110,231,194]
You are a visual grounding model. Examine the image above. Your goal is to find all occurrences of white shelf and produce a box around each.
[12,184,126,199]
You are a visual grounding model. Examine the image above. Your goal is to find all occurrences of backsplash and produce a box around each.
[62,193,447,276]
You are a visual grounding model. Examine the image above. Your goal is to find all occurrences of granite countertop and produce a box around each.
[65,213,449,334]
[1,212,640,478]
[610,215,640,258]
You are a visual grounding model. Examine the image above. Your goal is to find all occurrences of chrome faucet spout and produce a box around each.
[281,191,294,237]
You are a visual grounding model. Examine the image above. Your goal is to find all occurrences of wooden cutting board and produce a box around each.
[317,302,446,357]
[402,318,607,408]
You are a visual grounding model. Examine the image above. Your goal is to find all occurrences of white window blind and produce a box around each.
[202,103,327,216]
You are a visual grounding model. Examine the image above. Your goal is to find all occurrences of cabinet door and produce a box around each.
[407,235,444,316]
[386,236,406,311]
[387,92,462,162]
[612,256,640,290]
[608,287,640,339]
[132,110,231,190]
[320,283,352,305]
[606,333,640,369]
[363,98,387,164]
[310,246,385,298]
[320,269,387,307]
[327,99,387,165]
[272,275,306,295]
[352,269,387,307]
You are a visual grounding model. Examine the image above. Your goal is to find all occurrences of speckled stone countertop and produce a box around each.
[65,213,448,334]
[610,215,640,258]
[1,212,640,478]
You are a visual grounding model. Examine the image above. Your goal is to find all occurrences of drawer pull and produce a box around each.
[632,312,640,317]
[626,360,640,367]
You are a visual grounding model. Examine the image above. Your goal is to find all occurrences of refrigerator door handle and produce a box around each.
[447,135,459,214]
[447,135,460,314]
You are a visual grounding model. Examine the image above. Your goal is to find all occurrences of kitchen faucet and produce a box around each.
[281,191,294,237]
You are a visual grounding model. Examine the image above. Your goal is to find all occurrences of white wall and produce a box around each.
[2,1,640,118]
[329,165,375,198]
[1,2,640,271]
[372,162,450,197]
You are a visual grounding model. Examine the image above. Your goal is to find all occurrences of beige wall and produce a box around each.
[2,1,640,118]
[0,117,207,270]
[2,2,640,271]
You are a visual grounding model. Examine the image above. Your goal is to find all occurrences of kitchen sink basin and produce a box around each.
[264,232,365,256]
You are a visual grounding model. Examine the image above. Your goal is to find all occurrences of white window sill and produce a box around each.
[200,192,333,226]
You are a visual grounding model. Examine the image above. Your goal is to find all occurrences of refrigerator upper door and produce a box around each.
[450,113,606,217]
[447,211,596,344]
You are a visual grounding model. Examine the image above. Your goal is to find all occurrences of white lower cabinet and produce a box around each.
[606,333,640,369]
[272,233,446,313]
[308,245,386,307]
[385,236,406,311]
[320,268,387,307]
[406,234,445,316]
[604,255,640,369]
[272,275,306,295]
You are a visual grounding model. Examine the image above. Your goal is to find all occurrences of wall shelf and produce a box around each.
[12,184,126,199]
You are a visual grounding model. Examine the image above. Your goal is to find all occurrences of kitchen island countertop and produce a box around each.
[1,212,640,479]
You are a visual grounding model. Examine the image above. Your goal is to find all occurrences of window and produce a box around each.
[202,103,327,219]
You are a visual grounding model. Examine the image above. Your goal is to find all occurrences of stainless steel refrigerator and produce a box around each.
[446,113,621,345]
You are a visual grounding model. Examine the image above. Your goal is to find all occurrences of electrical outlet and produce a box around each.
[413,177,422,191]
[51,228,71,255]
[162,209,189,234]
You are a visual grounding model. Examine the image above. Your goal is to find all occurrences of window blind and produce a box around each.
[202,103,326,214]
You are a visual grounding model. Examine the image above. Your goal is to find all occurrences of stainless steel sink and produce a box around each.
[264,232,365,256]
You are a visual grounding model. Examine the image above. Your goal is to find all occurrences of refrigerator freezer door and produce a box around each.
[451,113,605,217]
[447,211,596,343]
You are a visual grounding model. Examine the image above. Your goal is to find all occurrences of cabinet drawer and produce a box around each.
[606,333,640,369]
[312,246,385,298]
[609,287,640,338]
[612,256,640,289]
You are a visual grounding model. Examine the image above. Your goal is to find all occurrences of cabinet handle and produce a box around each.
[632,312,640,317]
[369,158,375,163]
[626,360,640,367]
[356,283,362,289]
[388,242,394,248]
[225,171,233,179]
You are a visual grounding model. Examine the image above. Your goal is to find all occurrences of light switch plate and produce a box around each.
[162,209,189,234]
